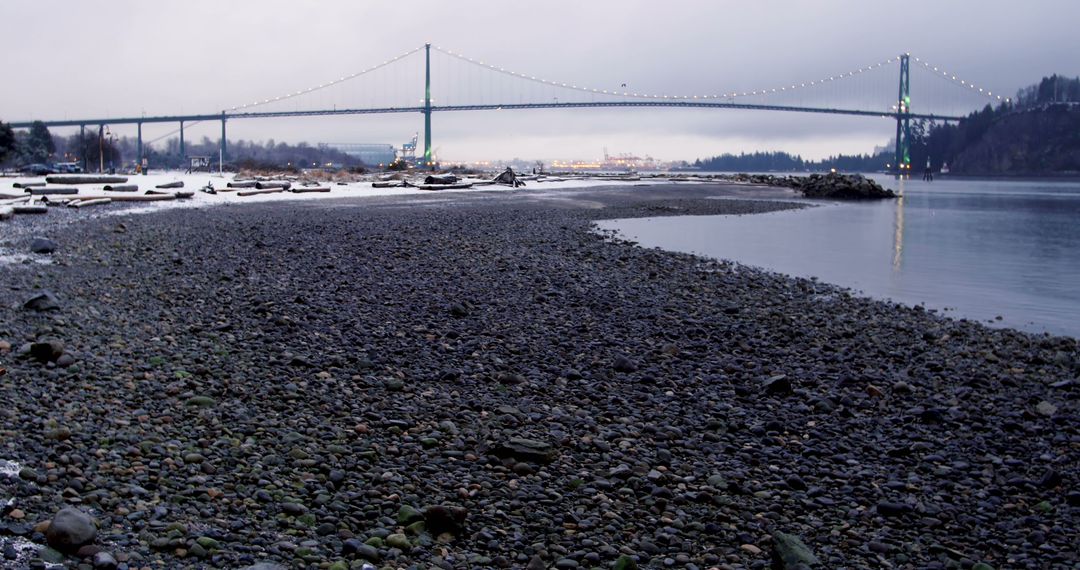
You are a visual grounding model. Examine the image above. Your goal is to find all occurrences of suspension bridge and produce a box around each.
[8,44,1008,173]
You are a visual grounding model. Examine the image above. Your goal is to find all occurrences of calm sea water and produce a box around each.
[598,176,1080,338]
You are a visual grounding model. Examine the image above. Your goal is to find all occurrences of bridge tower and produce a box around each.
[423,43,433,168]
[894,54,911,175]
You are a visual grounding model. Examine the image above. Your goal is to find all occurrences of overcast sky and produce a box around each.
[2,0,1077,162]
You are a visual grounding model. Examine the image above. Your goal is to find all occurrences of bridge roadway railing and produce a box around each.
[8,101,963,129]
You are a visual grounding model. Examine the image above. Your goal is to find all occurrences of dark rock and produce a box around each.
[30,340,64,363]
[397,505,425,526]
[30,238,59,254]
[490,437,558,463]
[45,507,97,552]
[92,551,118,570]
[876,501,914,517]
[23,291,61,312]
[771,531,819,569]
[612,355,638,373]
[354,543,380,562]
[342,538,364,555]
[424,504,467,536]
[280,502,306,516]
[784,475,808,491]
[763,375,793,395]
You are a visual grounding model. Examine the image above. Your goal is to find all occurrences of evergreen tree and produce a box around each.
[0,121,15,164]
[24,121,55,163]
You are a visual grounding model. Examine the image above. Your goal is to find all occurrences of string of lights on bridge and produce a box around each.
[219,43,1009,115]
[432,46,1008,105]
[910,55,1010,102]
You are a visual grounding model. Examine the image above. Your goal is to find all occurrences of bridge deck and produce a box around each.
[7,102,963,129]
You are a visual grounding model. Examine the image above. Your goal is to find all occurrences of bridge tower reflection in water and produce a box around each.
[893,179,906,272]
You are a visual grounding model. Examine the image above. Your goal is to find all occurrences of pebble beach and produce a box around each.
[0,183,1076,569]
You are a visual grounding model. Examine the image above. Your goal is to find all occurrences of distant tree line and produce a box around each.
[692,151,890,173]
[0,125,372,172]
[693,75,1080,175]
[910,74,1080,172]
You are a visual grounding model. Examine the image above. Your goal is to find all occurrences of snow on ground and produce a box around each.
[1,170,678,219]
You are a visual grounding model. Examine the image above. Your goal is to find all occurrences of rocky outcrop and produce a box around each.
[725,172,896,199]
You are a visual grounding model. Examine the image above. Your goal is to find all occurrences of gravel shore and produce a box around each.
[1,184,1076,569]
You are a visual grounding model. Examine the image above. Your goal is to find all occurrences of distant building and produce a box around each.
[319,143,397,167]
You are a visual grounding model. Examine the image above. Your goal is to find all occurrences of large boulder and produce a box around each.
[771,531,820,569]
[45,507,97,552]
[23,291,61,312]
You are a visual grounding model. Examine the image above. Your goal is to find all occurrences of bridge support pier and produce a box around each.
[894,54,911,176]
[220,112,227,172]
[179,121,185,164]
[98,124,105,173]
[423,42,433,169]
[79,125,86,172]
[137,122,143,171]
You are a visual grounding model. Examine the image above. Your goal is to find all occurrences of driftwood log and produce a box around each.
[13,205,49,214]
[155,181,184,189]
[144,189,194,198]
[45,175,127,184]
[289,187,331,193]
[226,180,257,188]
[493,168,526,187]
[424,174,459,185]
[254,181,291,190]
[416,182,475,191]
[13,182,46,188]
[103,184,139,192]
[56,194,177,202]
[372,181,403,188]
[28,187,79,195]
[237,188,285,197]
[68,198,113,209]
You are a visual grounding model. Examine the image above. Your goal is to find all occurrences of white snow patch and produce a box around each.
[3,171,661,221]
[0,459,20,478]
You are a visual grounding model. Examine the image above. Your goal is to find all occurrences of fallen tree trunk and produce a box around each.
[145,189,194,198]
[68,198,113,209]
[416,182,475,191]
[254,181,291,190]
[13,182,46,188]
[226,180,257,188]
[28,187,79,195]
[424,174,459,185]
[13,205,49,214]
[45,175,127,184]
[57,194,177,202]
[155,180,184,189]
[289,187,331,193]
[103,184,139,192]
[237,188,285,197]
